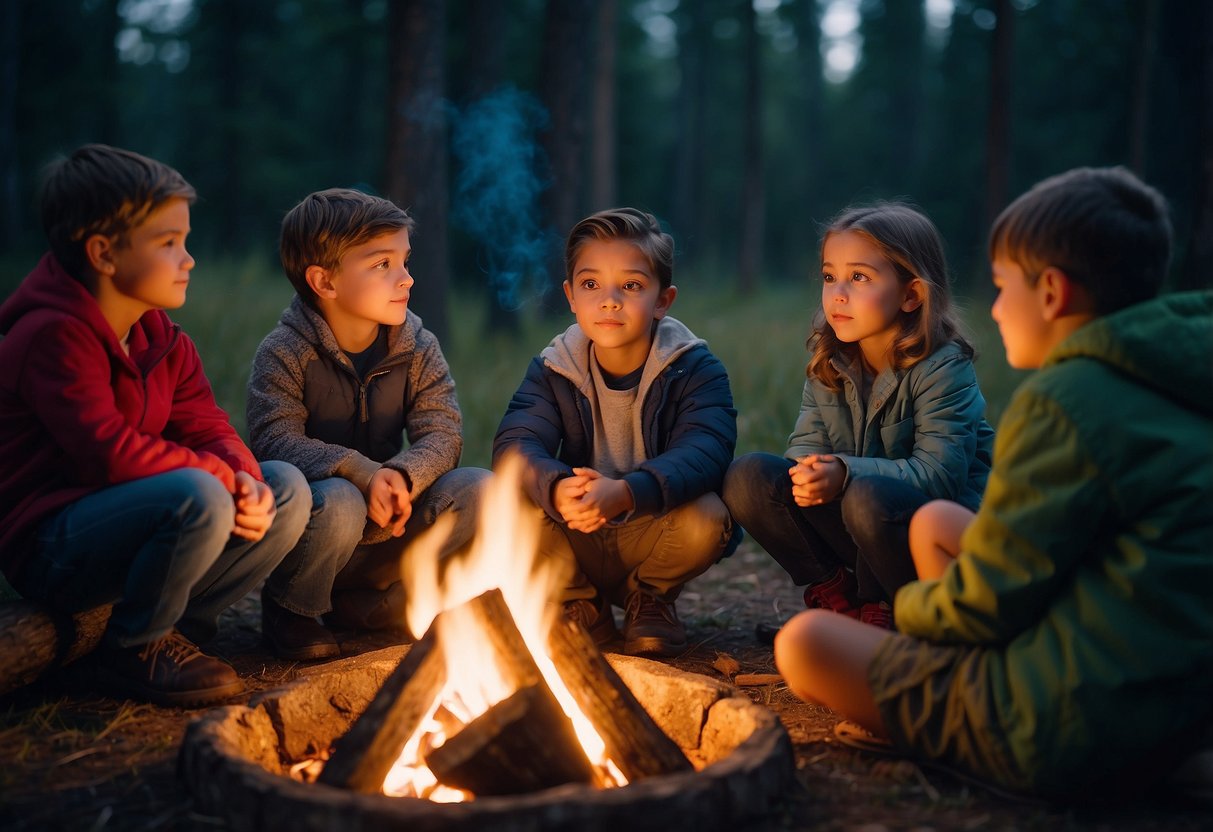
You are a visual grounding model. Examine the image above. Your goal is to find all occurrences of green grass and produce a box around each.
[6,257,1027,470]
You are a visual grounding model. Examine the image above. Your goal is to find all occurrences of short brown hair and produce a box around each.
[565,207,674,290]
[279,188,415,305]
[989,166,1172,314]
[40,144,196,281]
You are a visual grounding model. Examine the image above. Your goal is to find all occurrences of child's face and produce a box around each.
[563,239,675,375]
[105,197,195,313]
[991,257,1051,369]
[323,228,413,331]
[821,230,914,355]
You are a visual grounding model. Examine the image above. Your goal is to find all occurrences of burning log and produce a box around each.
[424,683,597,795]
[317,626,445,793]
[0,601,112,696]
[546,617,693,780]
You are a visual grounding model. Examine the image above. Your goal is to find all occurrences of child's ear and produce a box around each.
[900,278,926,314]
[1038,267,1077,322]
[84,233,118,278]
[653,285,678,320]
[562,279,576,313]
[305,265,338,300]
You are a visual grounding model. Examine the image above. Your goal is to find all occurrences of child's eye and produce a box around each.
[821,272,835,283]
[623,280,644,291]
[581,279,599,290]
[851,272,870,282]
[374,260,390,270]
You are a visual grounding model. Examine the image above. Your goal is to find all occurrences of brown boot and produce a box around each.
[623,591,687,657]
[262,596,340,662]
[562,594,621,646]
[98,630,243,708]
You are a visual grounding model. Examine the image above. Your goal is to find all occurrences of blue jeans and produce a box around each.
[266,467,491,615]
[20,461,310,648]
[722,452,928,603]
[538,492,738,605]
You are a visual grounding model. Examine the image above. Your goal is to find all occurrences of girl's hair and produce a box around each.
[807,202,973,390]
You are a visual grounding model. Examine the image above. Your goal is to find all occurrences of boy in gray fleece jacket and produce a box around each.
[247,189,487,660]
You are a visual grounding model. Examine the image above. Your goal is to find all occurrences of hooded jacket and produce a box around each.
[0,254,262,579]
[246,296,461,522]
[493,316,736,522]
[894,290,1213,794]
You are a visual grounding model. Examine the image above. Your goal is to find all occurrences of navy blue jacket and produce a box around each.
[493,317,737,523]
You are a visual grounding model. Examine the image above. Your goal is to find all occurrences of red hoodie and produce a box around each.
[0,254,262,580]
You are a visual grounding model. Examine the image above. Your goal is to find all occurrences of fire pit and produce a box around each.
[180,645,795,832]
[179,456,795,829]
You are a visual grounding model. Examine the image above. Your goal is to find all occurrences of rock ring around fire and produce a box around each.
[179,645,797,832]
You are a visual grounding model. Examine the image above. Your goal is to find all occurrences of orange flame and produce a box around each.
[381,454,626,800]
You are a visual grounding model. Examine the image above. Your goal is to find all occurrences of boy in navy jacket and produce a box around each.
[494,208,738,656]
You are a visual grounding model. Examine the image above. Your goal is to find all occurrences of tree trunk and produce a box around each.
[1180,3,1213,291]
[589,0,618,211]
[672,1,708,261]
[738,0,765,294]
[538,0,593,314]
[1128,0,1159,174]
[0,0,19,250]
[983,0,1015,229]
[384,0,451,342]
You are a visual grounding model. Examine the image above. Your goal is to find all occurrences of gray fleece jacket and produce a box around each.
[247,296,462,519]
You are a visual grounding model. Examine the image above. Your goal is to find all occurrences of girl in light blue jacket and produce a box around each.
[723,203,993,628]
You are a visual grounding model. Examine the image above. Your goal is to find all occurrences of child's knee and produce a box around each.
[667,493,733,566]
[259,461,312,537]
[773,609,834,697]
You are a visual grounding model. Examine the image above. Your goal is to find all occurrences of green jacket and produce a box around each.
[895,290,1213,795]
[786,341,994,510]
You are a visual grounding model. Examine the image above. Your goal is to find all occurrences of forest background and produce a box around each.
[1,0,1210,469]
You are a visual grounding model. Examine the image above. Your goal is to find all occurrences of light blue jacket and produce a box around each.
[785,341,993,509]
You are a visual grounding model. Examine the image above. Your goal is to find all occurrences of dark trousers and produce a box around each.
[722,452,929,603]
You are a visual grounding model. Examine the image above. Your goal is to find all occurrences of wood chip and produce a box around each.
[733,673,783,687]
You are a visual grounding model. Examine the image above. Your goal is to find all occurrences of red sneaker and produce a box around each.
[803,567,860,616]
[858,601,894,629]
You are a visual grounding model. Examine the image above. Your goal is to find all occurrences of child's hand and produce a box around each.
[553,471,603,532]
[789,455,846,506]
[553,468,633,533]
[232,470,276,542]
[368,467,412,537]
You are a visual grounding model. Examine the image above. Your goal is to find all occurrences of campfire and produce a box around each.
[315,454,691,801]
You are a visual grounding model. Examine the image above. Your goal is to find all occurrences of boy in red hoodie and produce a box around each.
[0,144,310,706]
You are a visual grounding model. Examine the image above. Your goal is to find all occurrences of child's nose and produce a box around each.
[399,268,414,287]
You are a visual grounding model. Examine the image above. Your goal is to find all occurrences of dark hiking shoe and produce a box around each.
[99,630,243,707]
[623,591,688,657]
[262,596,340,662]
[326,581,408,634]
[562,595,621,646]
[858,601,894,630]
[803,567,860,615]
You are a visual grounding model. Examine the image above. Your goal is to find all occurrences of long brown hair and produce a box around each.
[807,202,973,391]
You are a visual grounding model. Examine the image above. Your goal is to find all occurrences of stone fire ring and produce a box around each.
[180,645,796,832]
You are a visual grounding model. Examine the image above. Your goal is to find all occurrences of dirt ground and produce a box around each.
[1,541,1209,831]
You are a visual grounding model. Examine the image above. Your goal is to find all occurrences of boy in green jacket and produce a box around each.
[773,166,1213,798]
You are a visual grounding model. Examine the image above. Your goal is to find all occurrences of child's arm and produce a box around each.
[163,331,263,481]
[785,378,834,461]
[232,470,276,541]
[381,325,463,497]
[367,466,411,536]
[17,316,242,491]
[893,386,1105,643]
[494,357,580,519]
[836,351,987,500]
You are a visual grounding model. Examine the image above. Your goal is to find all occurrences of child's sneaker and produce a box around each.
[623,591,687,657]
[803,567,860,615]
[98,630,243,707]
[562,594,621,646]
[858,601,894,629]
